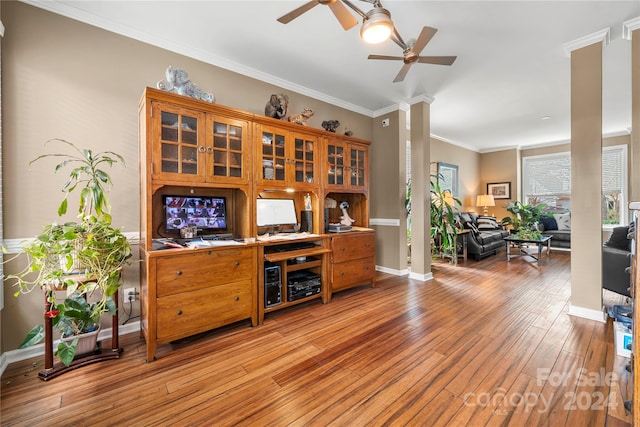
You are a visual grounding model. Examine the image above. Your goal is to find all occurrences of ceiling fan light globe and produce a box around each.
[360,8,393,44]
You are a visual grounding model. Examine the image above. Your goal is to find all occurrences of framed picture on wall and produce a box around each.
[487,182,511,200]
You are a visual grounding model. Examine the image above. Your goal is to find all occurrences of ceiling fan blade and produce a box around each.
[393,64,412,83]
[411,26,438,56]
[328,1,358,30]
[368,54,404,61]
[416,56,457,66]
[277,0,319,24]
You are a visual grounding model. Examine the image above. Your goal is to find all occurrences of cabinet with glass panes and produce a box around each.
[148,100,250,186]
[324,136,369,193]
[255,123,319,190]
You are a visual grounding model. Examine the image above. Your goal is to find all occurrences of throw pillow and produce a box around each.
[553,213,571,231]
[477,217,499,229]
[468,212,478,224]
[459,212,472,223]
[539,216,557,231]
[605,225,630,251]
[467,222,480,236]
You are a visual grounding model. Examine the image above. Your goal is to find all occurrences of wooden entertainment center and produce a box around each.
[139,88,375,361]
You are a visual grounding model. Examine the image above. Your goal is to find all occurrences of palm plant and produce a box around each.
[430,173,461,260]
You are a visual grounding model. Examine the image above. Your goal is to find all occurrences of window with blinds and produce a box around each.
[522,145,627,225]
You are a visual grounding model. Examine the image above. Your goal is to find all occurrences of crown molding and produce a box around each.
[406,94,435,105]
[563,27,610,56]
[22,0,375,117]
[623,17,640,40]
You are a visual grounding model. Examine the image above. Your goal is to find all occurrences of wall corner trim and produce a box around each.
[563,27,611,57]
[623,17,640,40]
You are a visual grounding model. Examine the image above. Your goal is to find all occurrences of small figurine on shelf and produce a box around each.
[157,66,215,103]
[339,201,356,226]
[321,120,340,133]
[288,108,314,125]
[264,94,289,120]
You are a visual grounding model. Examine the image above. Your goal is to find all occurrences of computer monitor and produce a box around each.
[256,198,297,230]
[164,195,227,235]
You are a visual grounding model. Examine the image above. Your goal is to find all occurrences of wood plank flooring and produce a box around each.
[1,251,633,426]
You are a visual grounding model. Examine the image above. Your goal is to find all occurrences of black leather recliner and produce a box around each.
[602,225,633,297]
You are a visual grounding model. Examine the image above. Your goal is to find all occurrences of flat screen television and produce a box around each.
[164,195,228,235]
[256,198,298,229]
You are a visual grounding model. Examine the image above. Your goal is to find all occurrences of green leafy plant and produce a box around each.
[5,139,131,366]
[501,201,547,232]
[430,173,461,261]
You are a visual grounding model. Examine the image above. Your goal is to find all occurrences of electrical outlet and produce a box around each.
[124,287,137,302]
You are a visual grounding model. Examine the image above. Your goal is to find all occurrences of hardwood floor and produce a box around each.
[1,251,633,426]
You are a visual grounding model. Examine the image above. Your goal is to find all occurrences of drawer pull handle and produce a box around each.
[198,146,206,153]
[340,272,345,276]
[365,265,369,270]
[234,296,240,301]
[235,261,240,266]
[340,247,346,251]
[176,271,183,276]
[177,310,183,315]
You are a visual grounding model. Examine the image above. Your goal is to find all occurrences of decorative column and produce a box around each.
[625,18,640,203]
[409,98,432,281]
[564,29,609,321]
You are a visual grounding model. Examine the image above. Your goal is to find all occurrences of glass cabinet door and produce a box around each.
[294,136,315,184]
[152,103,205,182]
[349,146,367,189]
[261,129,286,183]
[327,143,345,187]
[210,118,247,183]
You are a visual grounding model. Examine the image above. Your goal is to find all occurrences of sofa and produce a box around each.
[539,212,571,249]
[456,212,510,261]
[602,224,633,297]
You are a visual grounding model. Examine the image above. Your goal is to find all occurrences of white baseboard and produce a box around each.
[568,303,607,323]
[409,271,434,282]
[375,265,410,276]
[0,321,140,378]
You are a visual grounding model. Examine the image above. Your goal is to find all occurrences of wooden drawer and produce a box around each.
[156,247,254,297]
[156,279,253,341]
[332,257,375,291]
[331,233,375,263]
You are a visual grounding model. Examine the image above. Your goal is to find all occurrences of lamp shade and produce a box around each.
[476,195,495,207]
[360,7,393,44]
[476,194,495,216]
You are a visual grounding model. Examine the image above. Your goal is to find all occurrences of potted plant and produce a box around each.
[501,201,546,239]
[5,139,132,366]
[430,173,461,261]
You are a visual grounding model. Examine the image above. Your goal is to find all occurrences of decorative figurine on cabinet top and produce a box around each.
[288,108,314,125]
[321,120,340,133]
[339,201,356,226]
[264,94,289,120]
[157,66,215,103]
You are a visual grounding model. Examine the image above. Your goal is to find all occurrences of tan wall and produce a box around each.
[479,149,518,221]
[1,2,373,352]
[370,110,407,271]
[430,139,480,211]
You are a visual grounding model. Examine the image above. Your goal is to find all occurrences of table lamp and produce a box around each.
[476,194,495,216]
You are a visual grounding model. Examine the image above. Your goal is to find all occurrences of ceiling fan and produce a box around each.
[277,0,358,31]
[368,26,457,83]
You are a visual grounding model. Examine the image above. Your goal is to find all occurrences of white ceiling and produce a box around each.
[24,0,640,152]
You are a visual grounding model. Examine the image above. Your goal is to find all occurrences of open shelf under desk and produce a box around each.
[263,247,330,263]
